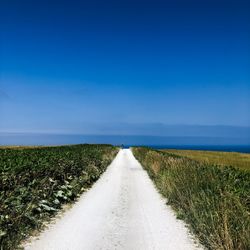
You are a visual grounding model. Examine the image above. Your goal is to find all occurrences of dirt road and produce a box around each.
[24,149,201,250]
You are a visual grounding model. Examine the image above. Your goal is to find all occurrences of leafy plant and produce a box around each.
[0,144,118,250]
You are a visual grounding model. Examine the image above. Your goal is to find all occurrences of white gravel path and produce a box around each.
[24,149,202,250]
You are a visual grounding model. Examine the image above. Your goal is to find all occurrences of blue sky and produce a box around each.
[0,0,249,136]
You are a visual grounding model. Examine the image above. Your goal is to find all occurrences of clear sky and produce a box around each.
[0,0,249,136]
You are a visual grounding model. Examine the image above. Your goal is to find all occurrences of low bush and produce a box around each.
[0,144,118,249]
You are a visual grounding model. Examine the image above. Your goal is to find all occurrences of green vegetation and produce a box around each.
[0,144,118,250]
[163,149,250,171]
[133,147,250,250]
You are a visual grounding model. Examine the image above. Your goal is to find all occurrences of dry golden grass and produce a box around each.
[163,149,250,171]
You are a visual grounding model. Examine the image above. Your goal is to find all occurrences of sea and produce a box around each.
[0,134,249,153]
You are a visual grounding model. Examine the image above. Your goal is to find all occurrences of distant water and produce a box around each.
[0,134,249,153]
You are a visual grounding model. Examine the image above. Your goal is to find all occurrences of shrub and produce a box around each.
[0,144,118,249]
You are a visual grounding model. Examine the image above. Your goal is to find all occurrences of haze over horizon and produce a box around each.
[1,0,250,141]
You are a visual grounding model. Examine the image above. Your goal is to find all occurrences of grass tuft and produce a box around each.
[133,147,250,250]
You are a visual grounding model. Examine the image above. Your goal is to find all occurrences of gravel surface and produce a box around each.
[24,149,202,250]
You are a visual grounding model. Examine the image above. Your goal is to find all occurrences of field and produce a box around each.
[163,149,250,171]
[0,144,118,250]
[132,147,250,250]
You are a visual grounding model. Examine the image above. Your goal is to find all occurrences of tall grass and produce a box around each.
[0,144,118,250]
[163,149,250,171]
[133,147,250,250]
